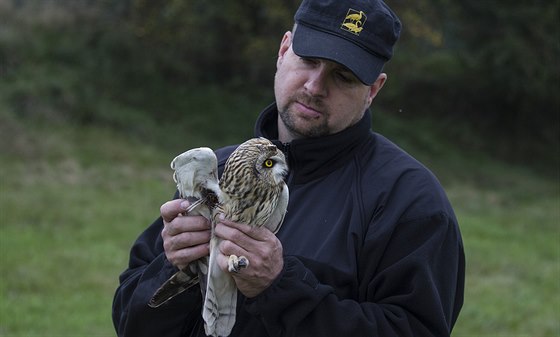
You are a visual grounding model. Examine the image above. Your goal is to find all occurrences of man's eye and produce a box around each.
[301,57,318,66]
[336,72,351,82]
[336,71,355,83]
[335,70,360,85]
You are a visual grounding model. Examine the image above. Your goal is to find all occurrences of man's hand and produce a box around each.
[160,199,212,270]
[214,217,284,298]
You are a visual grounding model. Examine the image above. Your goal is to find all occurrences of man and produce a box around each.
[112,0,465,336]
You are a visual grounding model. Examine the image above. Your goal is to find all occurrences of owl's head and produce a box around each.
[223,137,288,189]
[252,138,288,185]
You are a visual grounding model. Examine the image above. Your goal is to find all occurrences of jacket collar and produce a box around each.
[254,102,373,185]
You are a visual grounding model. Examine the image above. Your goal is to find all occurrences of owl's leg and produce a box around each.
[182,196,205,215]
[228,255,249,273]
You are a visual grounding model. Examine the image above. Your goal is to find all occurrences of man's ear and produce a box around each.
[367,73,387,105]
[277,31,292,68]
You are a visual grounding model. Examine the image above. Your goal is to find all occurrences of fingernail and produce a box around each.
[180,200,189,210]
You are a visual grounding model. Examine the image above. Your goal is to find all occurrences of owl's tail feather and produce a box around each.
[203,239,237,337]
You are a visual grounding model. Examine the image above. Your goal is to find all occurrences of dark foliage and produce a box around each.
[1,0,558,169]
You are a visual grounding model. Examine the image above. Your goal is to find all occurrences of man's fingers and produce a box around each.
[161,199,211,233]
[166,243,210,270]
[160,199,189,223]
[165,230,211,251]
[215,217,272,241]
[163,215,211,237]
[214,223,254,252]
[160,199,212,269]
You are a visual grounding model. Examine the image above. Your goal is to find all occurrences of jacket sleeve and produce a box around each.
[244,212,465,337]
[112,215,204,337]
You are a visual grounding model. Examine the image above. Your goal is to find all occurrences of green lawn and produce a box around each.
[0,117,174,336]
[0,110,558,336]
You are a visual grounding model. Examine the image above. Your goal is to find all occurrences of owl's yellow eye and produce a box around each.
[264,159,274,168]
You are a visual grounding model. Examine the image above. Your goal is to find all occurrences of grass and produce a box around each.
[1,105,558,337]
[0,114,175,336]
[450,179,559,335]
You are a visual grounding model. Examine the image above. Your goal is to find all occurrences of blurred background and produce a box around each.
[0,0,558,336]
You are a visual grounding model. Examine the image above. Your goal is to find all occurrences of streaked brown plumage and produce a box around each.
[204,137,289,337]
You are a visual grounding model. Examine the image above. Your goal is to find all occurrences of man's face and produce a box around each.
[274,31,386,142]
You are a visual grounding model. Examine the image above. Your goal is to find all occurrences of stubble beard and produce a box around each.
[278,96,330,139]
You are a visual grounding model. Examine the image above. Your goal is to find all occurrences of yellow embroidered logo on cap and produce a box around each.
[341,9,367,35]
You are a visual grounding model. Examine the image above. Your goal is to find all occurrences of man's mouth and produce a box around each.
[295,101,323,119]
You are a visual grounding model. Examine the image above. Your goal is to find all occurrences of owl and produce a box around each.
[203,137,289,337]
[148,147,219,308]
[149,138,289,337]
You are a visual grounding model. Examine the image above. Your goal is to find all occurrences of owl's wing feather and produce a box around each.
[148,264,200,307]
[266,183,289,234]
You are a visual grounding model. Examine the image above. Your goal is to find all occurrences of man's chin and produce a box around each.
[290,122,330,139]
[280,107,330,138]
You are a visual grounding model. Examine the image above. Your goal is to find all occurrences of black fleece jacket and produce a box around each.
[112,103,465,337]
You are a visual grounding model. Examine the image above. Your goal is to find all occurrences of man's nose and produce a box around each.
[304,67,328,97]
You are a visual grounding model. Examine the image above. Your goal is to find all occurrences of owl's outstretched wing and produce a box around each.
[148,148,219,308]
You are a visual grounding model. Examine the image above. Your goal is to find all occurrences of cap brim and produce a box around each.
[292,24,384,85]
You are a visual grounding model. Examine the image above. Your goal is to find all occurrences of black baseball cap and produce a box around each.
[293,0,401,85]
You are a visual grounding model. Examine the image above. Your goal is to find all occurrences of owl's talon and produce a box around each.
[237,256,248,269]
[228,255,249,273]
